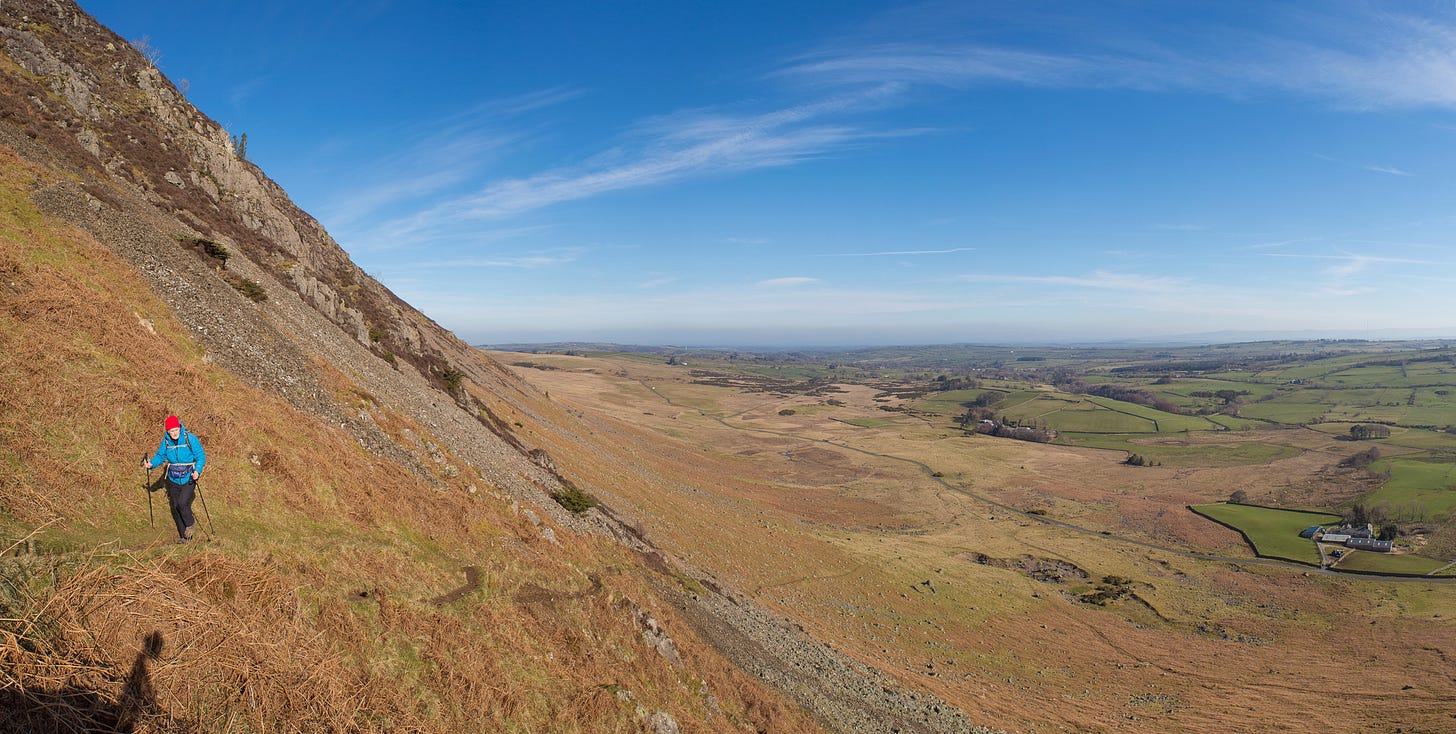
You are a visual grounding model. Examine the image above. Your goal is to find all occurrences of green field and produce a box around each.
[992,391,1222,434]
[1082,396,1220,432]
[1059,434,1299,467]
[1363,458,1456,521]
[838,417,899,429]
[1239,399,1327,424]
[1205,414,1267,431]
[1379,427,1456,452]
[911,388,1004,416]
[1190,504,1342,564]
[1333,551,1448,575]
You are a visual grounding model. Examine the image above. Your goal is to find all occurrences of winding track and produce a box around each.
[640,380,1456,585]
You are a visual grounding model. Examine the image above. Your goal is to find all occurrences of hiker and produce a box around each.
[141,415,205,542]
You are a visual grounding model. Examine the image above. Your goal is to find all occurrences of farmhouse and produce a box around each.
[1331,524,1374,539]
[1301,522,1394,554]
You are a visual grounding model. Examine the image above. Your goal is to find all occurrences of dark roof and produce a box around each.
[1346,537,1393,551]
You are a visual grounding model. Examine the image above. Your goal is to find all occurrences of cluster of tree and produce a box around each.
[1348,424,1392,440]
[1123,454,1160,467]
[955,406,997,428]
[931,375,982,391]
[1088,384,1184,414]
[1052,376,1192,414]
[1108,359,1239,375]
[1188,389,1247,404]
[1345,503,1400,540]
[967,391,1001,408]
[973,420,1055,443]
[1052,381,1181,414]
[1339,446,1382,469]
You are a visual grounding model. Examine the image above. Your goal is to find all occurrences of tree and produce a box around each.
[231,132,249,161]
[1340,446,1381,469]
[1228,489,1249,504]
[1377,524,1399,541]
[1349,424,1391,440]
[131,35,162,66]
[1347,503,1369,526]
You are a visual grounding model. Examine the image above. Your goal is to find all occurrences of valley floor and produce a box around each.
[498,351,1456,734]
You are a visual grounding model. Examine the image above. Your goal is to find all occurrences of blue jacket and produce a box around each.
[147,425,206,485]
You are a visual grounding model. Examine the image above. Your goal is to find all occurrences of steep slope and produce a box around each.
[0,2,829,731]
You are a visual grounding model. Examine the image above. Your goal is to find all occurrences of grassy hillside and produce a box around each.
[0,145,818,731]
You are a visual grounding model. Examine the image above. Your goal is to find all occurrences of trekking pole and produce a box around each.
[142,455,154,529]
[195,477,216,539]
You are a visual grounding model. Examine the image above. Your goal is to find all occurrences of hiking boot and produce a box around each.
[183,524,195,540]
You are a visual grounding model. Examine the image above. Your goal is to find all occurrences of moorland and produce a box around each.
[492,339,1456,733]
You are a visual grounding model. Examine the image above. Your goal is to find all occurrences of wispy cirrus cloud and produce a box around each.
[399,248,584,270]
[1265,252,1433,270]
[375,84,925,240]
[830,247,974,256]
[1364,164,1412,176]
[757,276,820,287]
[1315,153,1416,178]
[781,5,1456,111]
[1246,238,1317,250]
[320,88,581,241]
[956,270,1188,293]
[1265,251,1434,296]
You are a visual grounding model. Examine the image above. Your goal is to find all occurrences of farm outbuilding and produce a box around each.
[1346,537,1394,552]
[1299,525,1323,539]
[1320,533,1351,544]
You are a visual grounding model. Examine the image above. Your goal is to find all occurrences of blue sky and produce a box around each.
[83,1,1456,346]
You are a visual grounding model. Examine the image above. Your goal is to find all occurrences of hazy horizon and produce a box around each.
[480,328,1456,352]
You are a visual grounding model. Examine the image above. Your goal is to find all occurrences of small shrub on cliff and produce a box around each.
[222,272,266,302]
[442,366,464,392]
[551,482,597,515]
[178,235,229,264]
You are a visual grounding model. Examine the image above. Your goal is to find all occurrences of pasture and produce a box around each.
[1335,551,1449,575]
[1057,434,1300,467]
[1364,458,1456,521]
[1189,504,1341,564]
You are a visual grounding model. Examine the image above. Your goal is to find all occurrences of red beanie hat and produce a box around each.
[165,415,181,431]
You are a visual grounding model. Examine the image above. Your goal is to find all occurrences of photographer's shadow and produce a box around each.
[0,630,180,733]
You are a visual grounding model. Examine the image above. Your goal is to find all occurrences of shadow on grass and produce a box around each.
[0,630,188,733]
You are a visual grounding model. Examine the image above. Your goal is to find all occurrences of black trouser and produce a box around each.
[166,480,196,538]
